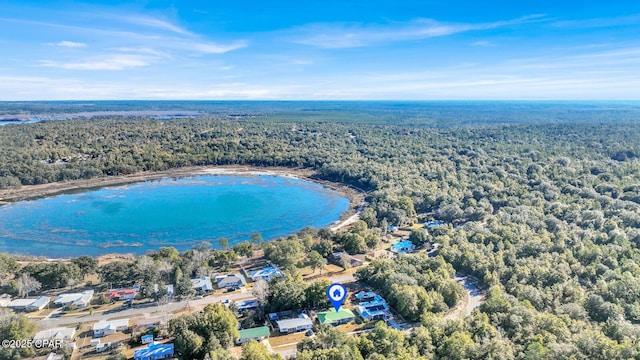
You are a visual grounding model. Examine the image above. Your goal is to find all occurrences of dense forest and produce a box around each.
[1,101,640,359]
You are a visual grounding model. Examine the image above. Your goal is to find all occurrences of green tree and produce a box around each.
[408,229,429,247]
[308,251,327,274]
[267,276,307,312]
[305,279,331,309]
[241,340,281,360]
[99,261,139,288]
[0,254,19,280]
[341,233,367,254]
[175,267,196,298]
[263,238,304,268]
[250,233,264,245]
[169,304,239,359]
[234,241,254,258]
[71,255,99,278]
[218,237,230,250]
[0,309,37,359]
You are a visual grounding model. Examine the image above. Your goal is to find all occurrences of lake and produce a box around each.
[0,175,350,258]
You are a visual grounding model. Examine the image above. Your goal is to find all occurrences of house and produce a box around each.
[54,290,94,308]
[332,252,364,267]
[34,327,75,342]
[365,249,391,260]
[426,221,445,228]
[93,318,130,337]
[215,274,246,289]
[276,316,314,334]
[354,292,391,321]
[0,294,11,307]
[316,308,356,326]
[165,285,174,297]
[134,342,175,360]
[136,316,166,330]
[355,298,391,321]
[104,289,137,301]
[45,353,65,360]
[236,299,259,311]
[390,240,415,254]
[191,276,214,292]
[250,266,283,282]
[8,296,50,312]
[237,326,271,344]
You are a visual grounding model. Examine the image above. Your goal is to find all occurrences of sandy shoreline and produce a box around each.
[0,165,365,260]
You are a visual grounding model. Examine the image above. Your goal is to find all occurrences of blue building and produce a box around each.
[390,240,415,254]
[426,221,445,228]
[354,291,391,321]
[134,342,174,360]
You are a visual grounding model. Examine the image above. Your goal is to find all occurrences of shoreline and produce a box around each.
[0,165,365,261]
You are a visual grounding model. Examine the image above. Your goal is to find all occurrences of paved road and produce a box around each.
[38,272,356,328]
[38,291,254,328]
[445,275,484,319]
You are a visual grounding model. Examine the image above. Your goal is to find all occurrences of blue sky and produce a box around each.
[1,1,639,100]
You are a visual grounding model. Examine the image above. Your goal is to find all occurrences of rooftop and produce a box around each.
[93,318,130,331]
[34,327,76,341]
[134,342,174,359]
[191,276,213,291]
[54,290,94,305]
[8,296,50,308]
[216,274,246,287]
[390,240,415,254]
[276,317,313,329]
[316,308,356,324]
[238,326,270,340]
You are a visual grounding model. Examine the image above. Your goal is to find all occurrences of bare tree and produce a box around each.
[158,259,174,284]
[252,279,269,306]
[16,273,41,298]
[191,250,210,277]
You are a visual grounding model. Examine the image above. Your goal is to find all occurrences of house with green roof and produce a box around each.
[316,308,356,326]
[236,326,271,344]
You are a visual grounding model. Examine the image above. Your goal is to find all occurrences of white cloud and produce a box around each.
[551,13,640,28]
[472,40,496,47]
[54,40,86,48]
[190,41,248,54]
[119,15,192,35]
[291,15,546,48]
[38,54,151,70]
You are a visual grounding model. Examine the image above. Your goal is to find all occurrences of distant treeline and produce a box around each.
[2,104,640,358]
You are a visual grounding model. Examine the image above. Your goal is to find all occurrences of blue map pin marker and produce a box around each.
[326,283,347,312]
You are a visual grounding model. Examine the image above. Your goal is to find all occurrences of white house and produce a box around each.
[190,276,214,292]
[93,318,130,337]
[215,274,246,289]
[276,317,314,334]
[34,327,76,342]
[8,296,50,312]
[54,290,94,308]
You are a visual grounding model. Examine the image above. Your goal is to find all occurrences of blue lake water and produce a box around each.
[0,175,349,258]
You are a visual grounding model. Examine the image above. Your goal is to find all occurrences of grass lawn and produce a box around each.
[268,332,307,347]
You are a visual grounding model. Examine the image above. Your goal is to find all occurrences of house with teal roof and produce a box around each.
[316,308,356,326]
